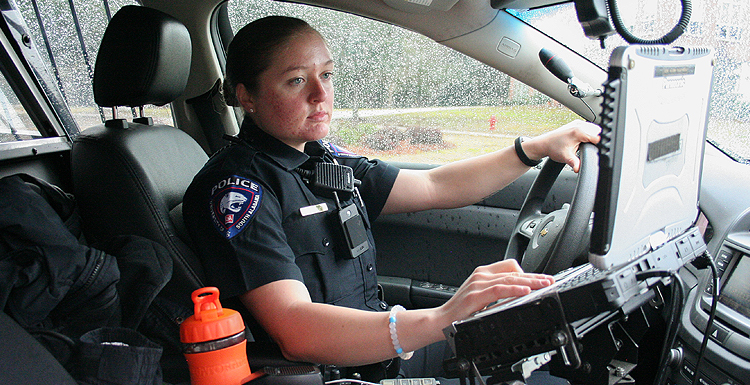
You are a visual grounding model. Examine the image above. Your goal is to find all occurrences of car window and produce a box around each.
[0,71,40,142]
[226,0,579,164]
[512,0,750,162]
[9,0,173,142]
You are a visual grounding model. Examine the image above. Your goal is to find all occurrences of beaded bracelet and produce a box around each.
[388,305,413,360]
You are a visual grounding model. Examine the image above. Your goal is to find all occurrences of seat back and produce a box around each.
[71,5,207,304]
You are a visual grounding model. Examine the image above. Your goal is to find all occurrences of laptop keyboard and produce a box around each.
[554,264,605,292]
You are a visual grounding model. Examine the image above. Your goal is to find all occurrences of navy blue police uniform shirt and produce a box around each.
[183,120,400,341]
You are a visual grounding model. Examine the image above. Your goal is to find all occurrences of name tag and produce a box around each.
[300,203,329,217]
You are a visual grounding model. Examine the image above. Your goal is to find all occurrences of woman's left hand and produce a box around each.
[523,120,601,172]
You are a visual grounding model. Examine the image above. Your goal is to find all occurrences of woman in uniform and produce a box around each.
[183,15,599,383]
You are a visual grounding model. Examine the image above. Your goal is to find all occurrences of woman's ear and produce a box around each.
[236,83,255,113]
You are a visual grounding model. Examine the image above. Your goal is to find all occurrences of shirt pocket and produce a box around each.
[283,211,360,305]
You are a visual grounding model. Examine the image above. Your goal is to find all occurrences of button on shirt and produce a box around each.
[183,120,399,339]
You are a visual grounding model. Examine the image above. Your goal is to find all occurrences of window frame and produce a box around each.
[0,0,76,158]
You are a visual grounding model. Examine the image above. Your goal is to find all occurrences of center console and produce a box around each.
[668,220,750,385]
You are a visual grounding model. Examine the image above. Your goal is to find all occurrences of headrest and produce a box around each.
[93,6,191,108]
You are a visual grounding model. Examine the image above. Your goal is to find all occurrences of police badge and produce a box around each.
[209,175,263,239]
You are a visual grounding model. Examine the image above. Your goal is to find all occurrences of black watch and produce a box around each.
[514,136,542,167]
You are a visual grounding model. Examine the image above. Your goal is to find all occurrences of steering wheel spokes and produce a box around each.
[523,204,572,272]
[518,214,545,239]
[505,143,598,274]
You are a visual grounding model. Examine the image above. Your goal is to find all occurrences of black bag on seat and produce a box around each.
[0,173,121,342]
[76,327,164,385]
[0,173,173,384]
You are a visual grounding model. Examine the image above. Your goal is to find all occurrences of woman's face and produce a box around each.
[239,30,334,151]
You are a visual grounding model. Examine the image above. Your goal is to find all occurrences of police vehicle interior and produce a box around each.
[0,0,748,385]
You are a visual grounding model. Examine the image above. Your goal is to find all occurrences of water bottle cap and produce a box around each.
[180,287,245,343]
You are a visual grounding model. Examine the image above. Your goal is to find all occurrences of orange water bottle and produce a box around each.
[180,287,261,385]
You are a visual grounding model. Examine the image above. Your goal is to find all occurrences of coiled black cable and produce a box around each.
[607,0,692,45]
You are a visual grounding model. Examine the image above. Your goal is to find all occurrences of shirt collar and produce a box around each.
[238,119,328,171]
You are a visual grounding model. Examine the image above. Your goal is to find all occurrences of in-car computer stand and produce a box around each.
[442,294,669,385]
[442,305,651,385]
[442,228,707,385]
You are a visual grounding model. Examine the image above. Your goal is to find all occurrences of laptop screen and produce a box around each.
[589,46,715,270]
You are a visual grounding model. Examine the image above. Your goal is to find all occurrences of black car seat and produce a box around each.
[70,5,208,381]
[71,6,324,385]
[0,312,78,385]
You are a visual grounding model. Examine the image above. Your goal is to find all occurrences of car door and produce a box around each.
[372,165,579,308]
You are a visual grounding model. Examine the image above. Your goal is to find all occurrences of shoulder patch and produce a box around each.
[209,176,263,239]
[321,140,359,158]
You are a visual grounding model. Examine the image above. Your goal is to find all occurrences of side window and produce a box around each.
[0,71,39,141]
[5,0,173,143]
[226,0,578,164]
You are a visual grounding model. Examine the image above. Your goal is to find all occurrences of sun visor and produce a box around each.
[383,0,459,14]
[490,0,562,9]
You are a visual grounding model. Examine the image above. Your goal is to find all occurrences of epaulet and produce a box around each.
[320,140,360,158]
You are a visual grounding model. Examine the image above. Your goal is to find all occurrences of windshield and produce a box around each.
[512,0,750,162]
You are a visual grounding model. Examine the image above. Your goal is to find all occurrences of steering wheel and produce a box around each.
[504,143,598,275]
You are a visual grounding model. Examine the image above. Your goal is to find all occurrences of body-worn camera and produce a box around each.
[297,162,370,259]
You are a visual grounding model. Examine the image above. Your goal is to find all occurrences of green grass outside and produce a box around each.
[362,105,578,136]
[329,105,580,163]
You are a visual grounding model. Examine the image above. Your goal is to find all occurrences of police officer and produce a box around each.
[182,15,600,383]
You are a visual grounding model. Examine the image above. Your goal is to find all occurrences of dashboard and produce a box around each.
[669,145,750,385]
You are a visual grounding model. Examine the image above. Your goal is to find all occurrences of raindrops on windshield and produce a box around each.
[516,0,750,162]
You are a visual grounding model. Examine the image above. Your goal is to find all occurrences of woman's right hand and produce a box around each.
[434,259,554,332]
